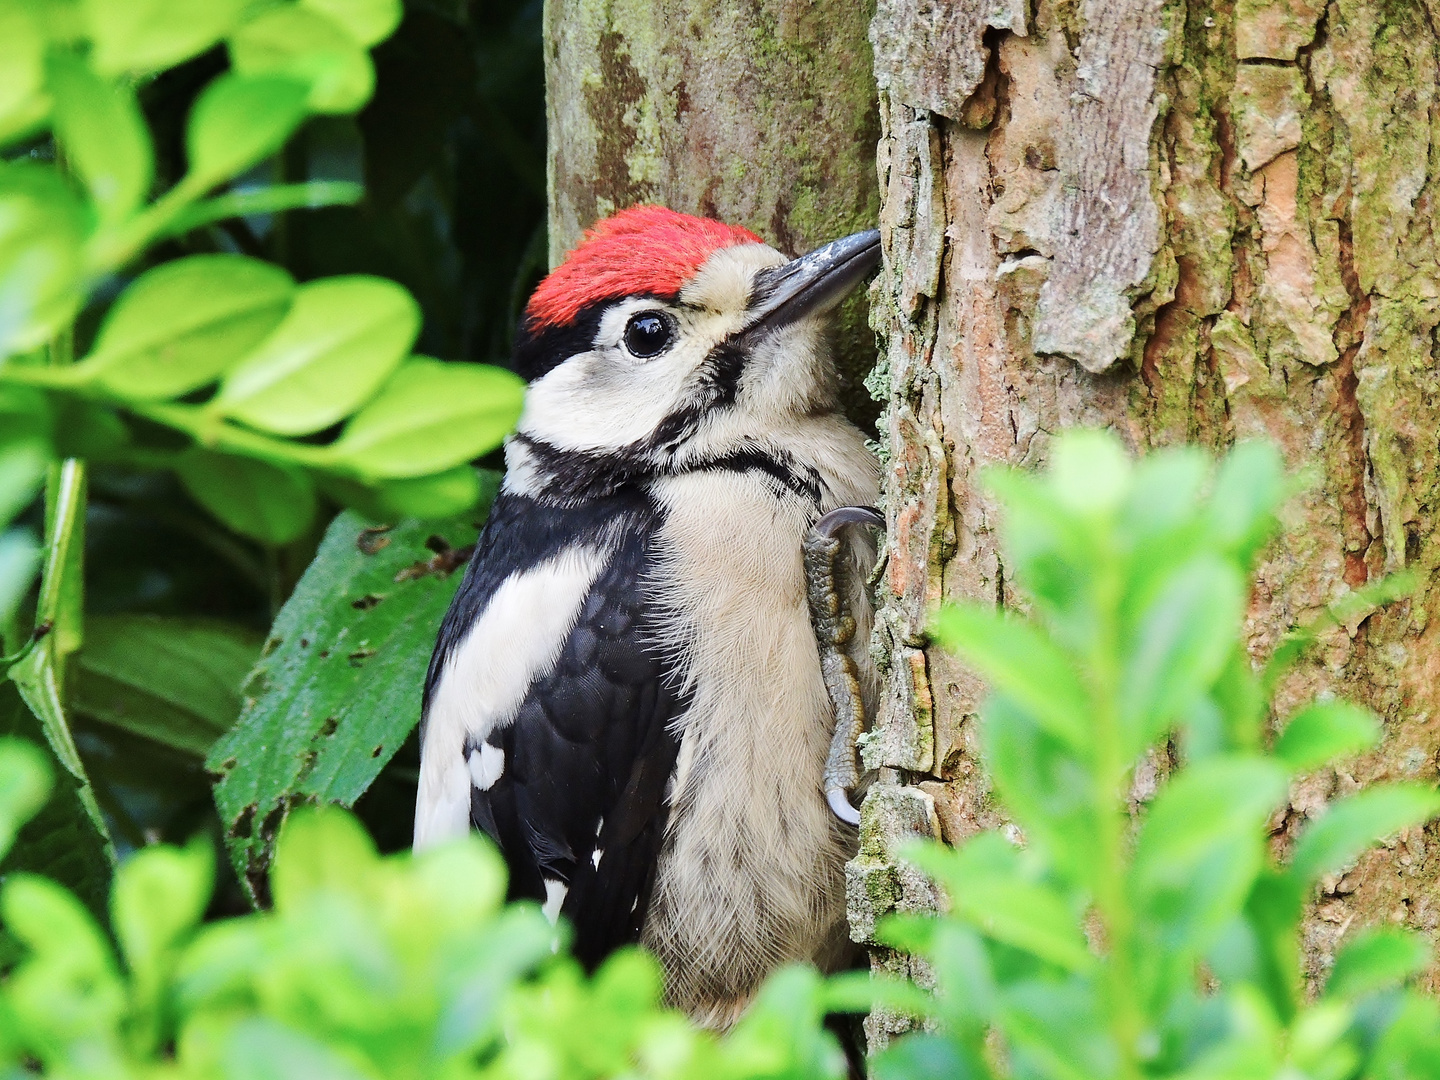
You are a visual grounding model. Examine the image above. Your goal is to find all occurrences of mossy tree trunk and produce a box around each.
[545,0,1440,1048]
[853,0,1440,1046]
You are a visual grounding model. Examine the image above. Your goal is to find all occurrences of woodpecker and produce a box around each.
[414,206,881,1027]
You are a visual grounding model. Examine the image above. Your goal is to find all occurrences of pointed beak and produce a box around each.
[742,229,881,334]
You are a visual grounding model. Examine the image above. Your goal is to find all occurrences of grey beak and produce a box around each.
[743,229,881,333]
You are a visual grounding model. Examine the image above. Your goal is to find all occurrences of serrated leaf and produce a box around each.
[47,53,152,224]
[84,0,246,77]
[214,275,419,435]
[209,510,482,901]
[931,604,1090,751]
[186,73,309,190]
[71,614,262,756]
[1290,785,1440,884]
[79,255,294,400]
[176,448,317,545]
[1327,927,1432,1000]
[328,357,524,478]
[1273,701,1380,774]
[230,7,375,114]
[0,162,89,354]
[301,0,401,46]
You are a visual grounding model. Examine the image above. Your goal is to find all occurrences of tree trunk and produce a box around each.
[544,0,1440,1049]
[543,0,882,427]
[855,0,1440,1045]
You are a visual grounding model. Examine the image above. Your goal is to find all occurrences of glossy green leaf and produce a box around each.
[0,162,89,355]
[328,357,524,478]
[186,74,310,191]
[0,736,51,861]
[71,614,262,756]
[1327,927,1432,1000]
[46,53,152,224]
[214,276,419,435]
[83,0,246,76]
[230,7,375,114]
[931,604,1091,751]
[301,0,402,46]
[1290,785,1440,885]
[1119,554,1244,754]
[161,180,364,238]
[1273,701,1381,774]
[176,448,317,545]
[0,4,49,145]
[79,254,295,400]
[372,466,486,519]
[209,510,481,901]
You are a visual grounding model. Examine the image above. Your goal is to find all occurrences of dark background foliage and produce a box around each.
[64,0,544,895]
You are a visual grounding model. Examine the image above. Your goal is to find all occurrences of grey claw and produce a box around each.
[813,505,883,539]
[827,786,861,826]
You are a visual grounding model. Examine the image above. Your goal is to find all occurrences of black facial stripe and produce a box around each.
[512,293,671,382]
[515,432,821,507]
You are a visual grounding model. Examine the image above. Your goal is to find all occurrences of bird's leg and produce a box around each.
[804,506,883,826]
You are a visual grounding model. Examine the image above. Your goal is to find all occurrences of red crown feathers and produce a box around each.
[524,205,764,330]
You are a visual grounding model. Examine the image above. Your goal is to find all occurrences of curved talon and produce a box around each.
[813,505,884,539]
[827,786,861,826]
[806,505,883,826]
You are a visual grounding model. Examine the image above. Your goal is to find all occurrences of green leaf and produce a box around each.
[230,7,375,114]
[79,254,295,400]
[1119,555,1245,754]
[1048,428,1132,517]
[186,73,310,191]
[1272,701,1380,774]
[112,838,214,1054]
[161,180,364,238]
[0,162,89,354]
[0,5,50,145]
[176,448,317,545]
[1206,440,1284,558]
[941,875,1093,973]
[270,805,377,910]
[71,614,262,756]
[931,605,1091,751]
[1130,756,1288,947]
[46,53,152,224]
[300,0,402,46]
[83,0,246,76]
[0,431,48,526]
[0,528,41,627]
[0,736,51,861]
[328,358,524,479]
[2,872,125,1041]
[0,682,113,915]
[372,466,486,519]
[1290,785,1440,884]
[1326,927,1432,1000]
[209,510,482,901]
[214,276,419,435]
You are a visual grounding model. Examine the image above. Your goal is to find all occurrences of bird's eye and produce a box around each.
[622,311,675,358]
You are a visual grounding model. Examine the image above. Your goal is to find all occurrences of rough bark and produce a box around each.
[856,0,1440,1045]
[543,0,882,426]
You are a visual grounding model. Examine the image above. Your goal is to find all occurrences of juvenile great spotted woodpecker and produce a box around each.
[414,206,881,1027]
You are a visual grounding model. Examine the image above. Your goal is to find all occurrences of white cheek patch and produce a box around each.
[413,546,609,850]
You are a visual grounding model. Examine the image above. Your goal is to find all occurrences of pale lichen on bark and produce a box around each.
[864,0,1440,1018]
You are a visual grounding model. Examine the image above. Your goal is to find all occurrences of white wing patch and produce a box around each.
[413,546,610,849]
[467,742,505,790]
[542,879,569,924]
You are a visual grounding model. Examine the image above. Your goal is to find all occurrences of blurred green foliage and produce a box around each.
[876,431,1440,1080]
[0,0,544,902]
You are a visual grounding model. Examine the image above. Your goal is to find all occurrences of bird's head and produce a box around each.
[506,205,879,501]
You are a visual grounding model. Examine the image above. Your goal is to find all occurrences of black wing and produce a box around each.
[424,490,686,967]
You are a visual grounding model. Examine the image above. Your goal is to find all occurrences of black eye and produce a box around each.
[622,311,675,358]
